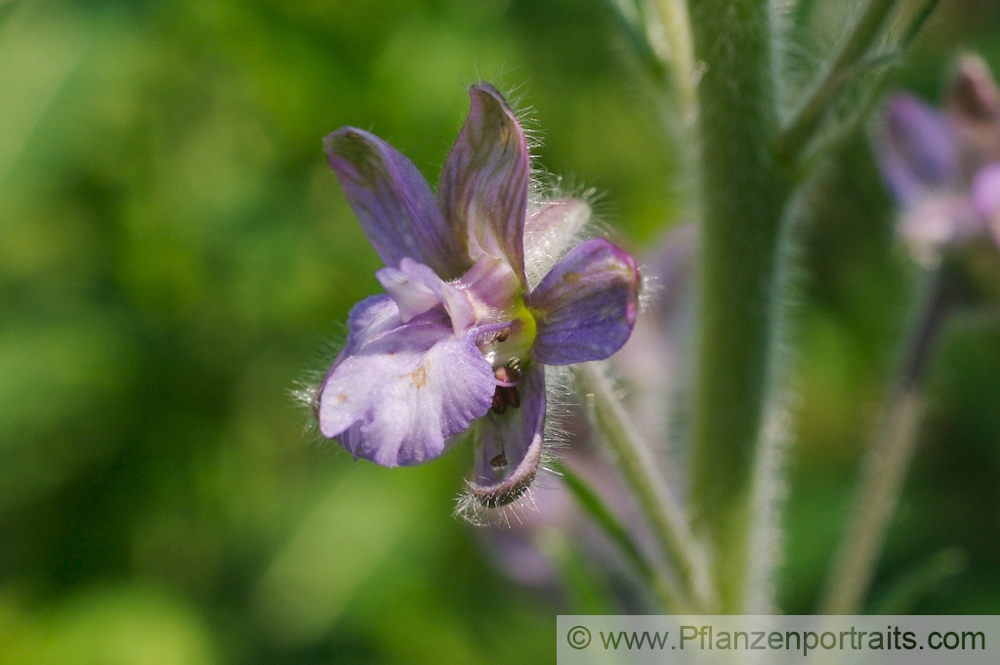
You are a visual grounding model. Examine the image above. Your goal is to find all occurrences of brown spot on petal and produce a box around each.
[408,363,429,388]
[563,271,581,284]
[336,393,348,403]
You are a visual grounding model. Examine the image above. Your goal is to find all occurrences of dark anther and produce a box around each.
[491,389,506,414]
[507,385,520,409]
[490,453,508,470]
[495,328,511,343]
[490,385,521,414]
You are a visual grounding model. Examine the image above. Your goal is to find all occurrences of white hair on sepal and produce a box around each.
[523,175,605,290]
[468,72,542,154]
[635,262,662,315]
[290,325,349,444]
[490,78,543,154]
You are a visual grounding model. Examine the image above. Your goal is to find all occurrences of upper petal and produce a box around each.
[465,363,546,510]
[528,238,639,365]
[376,258,477,333]
[455,255,523,316]
[877,94,959,205]
[438,83,530,284]
[325,127,470,278]
[317,315,495,467]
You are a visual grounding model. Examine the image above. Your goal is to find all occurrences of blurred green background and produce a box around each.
[1,0,998,663]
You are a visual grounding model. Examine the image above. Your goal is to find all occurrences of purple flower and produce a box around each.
[877,55,1000,260]
[313,83,639,513]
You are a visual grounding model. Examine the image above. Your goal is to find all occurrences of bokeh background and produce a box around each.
[1,0,998,663]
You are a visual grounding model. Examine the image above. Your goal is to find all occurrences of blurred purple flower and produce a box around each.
[313,83,639,513]
[877,55,1000,260]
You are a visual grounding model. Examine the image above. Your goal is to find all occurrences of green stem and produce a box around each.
[603,0,670,87]
[820,268,953,614]
[651,0,697,126]
[687,0,791,612]
[555,460,687,612]
[777,0,901,163]
[577,362,713,611]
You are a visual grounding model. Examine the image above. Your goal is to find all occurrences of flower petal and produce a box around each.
[973,161,1000,246]
[317,318,495,467]
[467,363,546,508]
[337,294,406,361]
[376,258,477,333]
[438,82,530,284]
[897,194,983,262]
[325,127,470,278]
[456,255,523,314]
[523,199,591,288]
[877,94,959,205]
[528,238,639,365]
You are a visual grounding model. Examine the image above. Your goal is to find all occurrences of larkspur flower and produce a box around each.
[313,82,639,515]
[878,55,1000,261]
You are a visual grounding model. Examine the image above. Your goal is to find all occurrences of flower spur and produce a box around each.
[313,82,640,515]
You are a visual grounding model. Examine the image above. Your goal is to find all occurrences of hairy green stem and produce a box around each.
[778,0,901,163]
[687,0,792,612]
[820,269,953,614]
[556,460,687,612]
[577,362,713,611]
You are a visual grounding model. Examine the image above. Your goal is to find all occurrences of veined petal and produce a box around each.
[318,320,495,467]
[313,294,401,418]
[528,238,639,365]
[457,255,522,314]
[878,94,959,205]
[337,294,405,360]
[325,127,470,278]
[439,82,530,284]
[468,363,546,508]
[377,258,477,333]
[376,263,440,323]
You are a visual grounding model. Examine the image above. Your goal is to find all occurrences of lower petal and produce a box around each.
[466,364,546,508]
[318,322,495,467]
